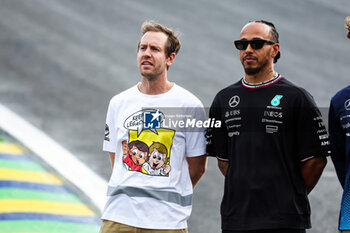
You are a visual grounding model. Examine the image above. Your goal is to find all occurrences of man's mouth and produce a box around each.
[152,163,159,169]
[141,61,153,67]
[244,56,257,63]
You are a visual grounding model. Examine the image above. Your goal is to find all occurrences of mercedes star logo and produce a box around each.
[229,95,240,108]
[345,99,350,110]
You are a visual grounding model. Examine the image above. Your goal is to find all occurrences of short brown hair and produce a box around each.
[137,21,181,58]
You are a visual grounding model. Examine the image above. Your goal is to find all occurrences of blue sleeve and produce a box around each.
[329,100,346,188]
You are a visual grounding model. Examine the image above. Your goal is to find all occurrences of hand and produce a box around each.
[122,141,128,158]
[163,165,171,174]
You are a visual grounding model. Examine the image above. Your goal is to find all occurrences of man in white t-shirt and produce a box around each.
[99,21,208,233]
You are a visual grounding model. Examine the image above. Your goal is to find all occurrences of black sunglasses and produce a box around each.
[234,39,275,50]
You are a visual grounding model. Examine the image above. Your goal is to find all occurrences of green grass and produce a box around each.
[0,220,100,233]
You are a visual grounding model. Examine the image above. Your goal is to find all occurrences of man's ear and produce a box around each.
[271,43,280,58]
[166,53,176,67]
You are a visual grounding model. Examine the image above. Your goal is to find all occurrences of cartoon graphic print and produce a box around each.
[143,142,171,176]
[122,140,149,172]
[122,128,175,177]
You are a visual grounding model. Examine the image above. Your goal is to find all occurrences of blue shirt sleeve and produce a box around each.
[329,100,346,188]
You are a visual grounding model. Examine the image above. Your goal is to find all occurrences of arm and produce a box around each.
[301,157,327,194]
[109,152,115,169]
[329,102,346,187]
[218,159,229,176]
[187,155,207,188]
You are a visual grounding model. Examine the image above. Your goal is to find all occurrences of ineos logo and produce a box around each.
[229,96,240,108]
[345,99,350,110]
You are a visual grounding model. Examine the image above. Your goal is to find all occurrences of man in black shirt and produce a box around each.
[206,20,329,233]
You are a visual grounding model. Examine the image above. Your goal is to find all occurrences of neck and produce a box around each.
[244,69,277,85]
[138,76,174,95]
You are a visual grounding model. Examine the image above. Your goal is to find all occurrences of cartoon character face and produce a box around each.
[149,148,166,170]
[129,145,148,166]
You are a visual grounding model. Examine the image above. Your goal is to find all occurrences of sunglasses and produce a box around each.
[234,39,275,50]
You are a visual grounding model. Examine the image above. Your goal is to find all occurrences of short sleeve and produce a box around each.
[184,105,207,157]
[206,95,229,161]
[103,99,117,153]
[296,91,330,161]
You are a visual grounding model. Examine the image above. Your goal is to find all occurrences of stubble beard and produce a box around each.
[141,72,158,80]
[140,64,166,81]
[140,67,162,80]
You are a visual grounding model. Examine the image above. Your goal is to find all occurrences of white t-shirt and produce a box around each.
[102,83,207,229]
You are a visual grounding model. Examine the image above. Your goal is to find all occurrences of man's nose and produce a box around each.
[143,47,151,56]
[245,43,254,52]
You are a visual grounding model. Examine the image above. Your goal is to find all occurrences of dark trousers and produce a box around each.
[223,229,306,233]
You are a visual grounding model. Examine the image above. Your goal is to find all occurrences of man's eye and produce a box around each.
[139,153,144,159]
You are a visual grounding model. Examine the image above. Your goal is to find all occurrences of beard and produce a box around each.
[141,72,158,80]
[139,64,166,80]
[244,67,262,75]
[242,53,270,75]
